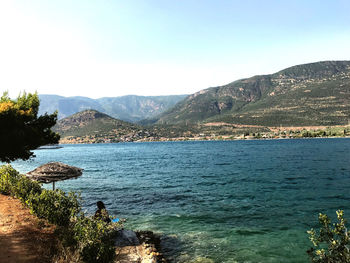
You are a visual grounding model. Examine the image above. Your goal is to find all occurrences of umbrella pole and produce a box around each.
[53,181,55,191]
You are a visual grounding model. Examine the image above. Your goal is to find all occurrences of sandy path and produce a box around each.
[0,194,57,263]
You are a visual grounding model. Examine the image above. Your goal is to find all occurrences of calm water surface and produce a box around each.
[12,139,350,263]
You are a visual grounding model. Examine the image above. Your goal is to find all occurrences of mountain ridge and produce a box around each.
[154,60,350,126]
[38,94,188,123]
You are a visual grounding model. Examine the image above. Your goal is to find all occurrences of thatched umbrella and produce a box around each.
[26,162,83,190]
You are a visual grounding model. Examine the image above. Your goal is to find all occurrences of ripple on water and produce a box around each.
[9,138,350,263]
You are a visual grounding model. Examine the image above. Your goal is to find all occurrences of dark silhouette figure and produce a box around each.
[94,201,111,223]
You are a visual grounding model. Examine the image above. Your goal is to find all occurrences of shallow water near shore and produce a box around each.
[12,138,350,262]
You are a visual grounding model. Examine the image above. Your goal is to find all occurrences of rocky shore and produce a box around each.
[114,230,166,263]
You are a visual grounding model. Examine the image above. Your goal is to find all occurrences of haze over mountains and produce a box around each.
[38,94,187,123]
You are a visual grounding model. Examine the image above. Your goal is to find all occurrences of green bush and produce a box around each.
[0,164,42,201]
[0,164,20,194]
[307,210,350,262]
[26,189,81,226]
[71,215,119,263]
[0,164,121,263]
[14,175,42,202]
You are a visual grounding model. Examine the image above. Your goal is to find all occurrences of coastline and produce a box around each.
[0,194,166,263]
[57,123,350,144]
[5,138,350,262]
[58,135,350,145]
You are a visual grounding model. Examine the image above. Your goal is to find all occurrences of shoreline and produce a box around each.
[57,135,350,145]
[0,194,166,263]
[57,124,350,144]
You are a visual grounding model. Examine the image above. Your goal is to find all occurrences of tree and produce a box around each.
[0,92,60,163]
[307,210,350,262]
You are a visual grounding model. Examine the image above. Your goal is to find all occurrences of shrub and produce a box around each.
[0,164,20,194]
[0,164,121,263]
[307,210,350,262]
[71,215,119,263]
[26,189,81,226]
[14,175,42,202]
[0,164,42,200]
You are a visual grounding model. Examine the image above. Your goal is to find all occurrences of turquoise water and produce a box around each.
[11,139,350,263]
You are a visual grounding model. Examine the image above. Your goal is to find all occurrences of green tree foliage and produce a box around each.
[0,92,60,162]
[307,210,350,262]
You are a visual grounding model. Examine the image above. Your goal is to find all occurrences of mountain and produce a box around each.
[54,110,156,143]
[155,61,350,126]
[54,109,272,143]
[39,94,187,123]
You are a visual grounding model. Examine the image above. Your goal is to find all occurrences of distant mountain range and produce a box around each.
[153,61,350,126]
[45,60,350,128]
[38,94,187,123]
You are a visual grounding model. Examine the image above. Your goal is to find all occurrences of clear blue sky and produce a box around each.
[1,0,350,98]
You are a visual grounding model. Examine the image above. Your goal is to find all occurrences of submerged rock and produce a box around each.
[114,230,166,263]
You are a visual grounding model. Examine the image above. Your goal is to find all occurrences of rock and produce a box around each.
[114,229,140,247]
[114,230,167,263]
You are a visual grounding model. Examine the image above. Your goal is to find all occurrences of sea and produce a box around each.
[11,138,350,263]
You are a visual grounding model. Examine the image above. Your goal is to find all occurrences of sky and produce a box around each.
[1,0,350,99]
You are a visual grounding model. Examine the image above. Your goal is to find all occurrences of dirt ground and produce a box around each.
[0,194,57,263]
[0,194,166,263]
